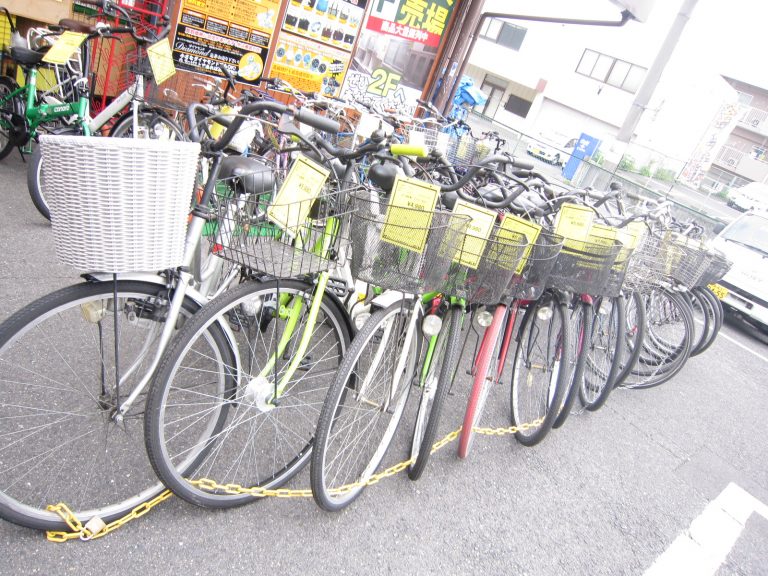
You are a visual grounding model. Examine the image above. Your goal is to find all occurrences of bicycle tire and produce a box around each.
[0,76,24,160]
[109,107,185,140]
[409,304,463,479]
[614,290,647,388]
[145,279,350,509]
[311,301,418,511]
[0,280,202,531]
[580,295,626,411]
[682,290,710,357]
[457,305,507,459]
[622,289,693,389]
[552,299,592,429]
[693,286,723,355]
[509,296,570,447]
[689,287,718,356]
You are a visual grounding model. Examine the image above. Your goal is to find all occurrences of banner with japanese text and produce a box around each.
[171,0,280,84]
[340,0,456,115]
[267,0,369,96]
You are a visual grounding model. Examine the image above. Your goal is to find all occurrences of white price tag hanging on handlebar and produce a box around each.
[147,38,176,85]
[267,155,330,236]
[42,32,87,65]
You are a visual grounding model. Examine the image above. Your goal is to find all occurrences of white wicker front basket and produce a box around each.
[39,135,201,273]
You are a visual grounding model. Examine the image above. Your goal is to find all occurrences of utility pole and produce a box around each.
[606,0,700,167]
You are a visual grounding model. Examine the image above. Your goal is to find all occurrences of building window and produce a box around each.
[504,94,532,118]
[479,18,527,51]
[478,75,506,117]
[576,49,646,93]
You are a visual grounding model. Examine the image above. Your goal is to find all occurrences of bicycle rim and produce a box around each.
[0,280,196,531]
[146,280,349,509]
[311,302,417,511]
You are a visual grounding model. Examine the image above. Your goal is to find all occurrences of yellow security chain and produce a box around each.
[45,418,543,542]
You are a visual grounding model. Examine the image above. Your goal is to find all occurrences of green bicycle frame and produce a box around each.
[419,294,466,387]
[8,68,90,138]
[254,215,340,402]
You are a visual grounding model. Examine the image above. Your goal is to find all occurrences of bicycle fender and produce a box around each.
[370,290,415,310]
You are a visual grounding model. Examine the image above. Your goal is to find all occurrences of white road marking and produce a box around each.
[719,330,768,364]
[644,483,768,576]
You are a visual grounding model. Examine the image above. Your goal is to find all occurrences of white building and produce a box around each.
[463,0,736,167]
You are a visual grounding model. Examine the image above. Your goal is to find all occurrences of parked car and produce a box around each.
[525,136,575,167]
[710,210,768,333]
[726,182,768,212]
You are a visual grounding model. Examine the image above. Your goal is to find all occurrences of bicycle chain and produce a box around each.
[46,419,543,542]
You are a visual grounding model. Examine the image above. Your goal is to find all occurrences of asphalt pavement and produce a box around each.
[0,152,766,575]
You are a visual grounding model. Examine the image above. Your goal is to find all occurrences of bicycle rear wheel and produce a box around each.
[311,301,419,511]
[408,304,463,480]
[145,279,350,509]
[0,280,201,531]
[510,295,570,447]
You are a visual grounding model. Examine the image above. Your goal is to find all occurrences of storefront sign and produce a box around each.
[171,0,279,84]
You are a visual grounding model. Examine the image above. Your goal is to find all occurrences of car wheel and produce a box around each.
[552,154,560,165]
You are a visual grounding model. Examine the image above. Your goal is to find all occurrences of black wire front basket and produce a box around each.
[624,233,684,293]
[547,238,623,296]
[441,225,529,304]
[347,189,470,295]
[208,162,354,278]
[695,251,732,287]
[504,230,564,302]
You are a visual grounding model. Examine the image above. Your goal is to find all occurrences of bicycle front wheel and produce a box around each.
[580,295,626,411]
[145,279,350,509]
[0,280,202,531]
[457,305,506,459]
[510,296,570,447]
[311,301,419,511]
[409,304,463,480]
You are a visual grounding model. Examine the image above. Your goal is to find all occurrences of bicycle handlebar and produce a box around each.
[187,101,340,152]
[79,0,169,44]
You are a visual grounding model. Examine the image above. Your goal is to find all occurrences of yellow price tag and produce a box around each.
[42,32,87,65]
[210,105,235,140]
[380,176,439,254]
[498,214,542,274]
[452,200,497,269]
[554,203,594,250]
[147,38,176,85]
[267,155,330,234]
[587,223,617,247]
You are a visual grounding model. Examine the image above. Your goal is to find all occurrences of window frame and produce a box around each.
[576,49,647,94]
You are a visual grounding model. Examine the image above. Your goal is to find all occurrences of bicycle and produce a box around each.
[20,0,185,220]
[0,98,340,531]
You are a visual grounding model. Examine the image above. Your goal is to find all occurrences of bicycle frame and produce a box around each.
[3,69,91,138]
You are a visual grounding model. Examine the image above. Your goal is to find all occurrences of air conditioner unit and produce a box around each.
[727,158,736,166]
[751,118,760,127]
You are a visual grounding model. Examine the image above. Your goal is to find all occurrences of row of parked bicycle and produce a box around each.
[0,0,731,540]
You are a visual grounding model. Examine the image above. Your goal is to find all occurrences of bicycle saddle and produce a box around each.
[10,47,46,67]
[218,156,275,196]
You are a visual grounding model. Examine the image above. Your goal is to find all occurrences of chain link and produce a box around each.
[45,417,542,542]
[46,490,174,542]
